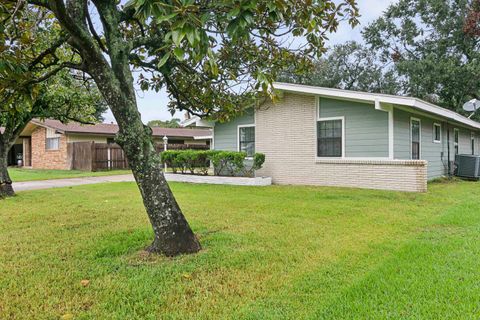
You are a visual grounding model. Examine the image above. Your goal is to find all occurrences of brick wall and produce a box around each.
[31,127,70,170]
[255,93,428,192]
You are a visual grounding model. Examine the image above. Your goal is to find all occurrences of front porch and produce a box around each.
[7,137,31,167]
[6,122,39,167]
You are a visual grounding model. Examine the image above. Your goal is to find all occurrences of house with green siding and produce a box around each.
[208,83,480,192]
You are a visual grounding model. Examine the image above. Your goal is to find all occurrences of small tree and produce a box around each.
[0,4,105,198]
[15,0,359,255]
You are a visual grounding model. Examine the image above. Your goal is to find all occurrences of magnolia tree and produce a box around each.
[0,4,105,198]
[15,0,359,256]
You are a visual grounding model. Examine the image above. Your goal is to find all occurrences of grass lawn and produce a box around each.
[9,168,131,182]
[1,181,480,319]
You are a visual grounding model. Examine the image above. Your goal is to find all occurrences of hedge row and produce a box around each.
[161,150,265,177]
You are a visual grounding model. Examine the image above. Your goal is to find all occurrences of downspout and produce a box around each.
[446,122,451,176]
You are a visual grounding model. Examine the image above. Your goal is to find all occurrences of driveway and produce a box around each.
[13,174,135,192]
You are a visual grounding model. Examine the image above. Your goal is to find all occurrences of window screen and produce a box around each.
[411,119,420,160]
[239,126,255,157]
[46,128,61,150]
[317,119,343,157]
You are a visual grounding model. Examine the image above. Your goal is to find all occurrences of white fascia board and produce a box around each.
[29,119,66,134]
[411,100,480,129]
[273,82,480,130]
[193,135,213,140]
[179,117,200,127]
[180,117,214,128]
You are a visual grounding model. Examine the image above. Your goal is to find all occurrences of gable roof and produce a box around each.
[30,119,212,139]
[273,82,480,130]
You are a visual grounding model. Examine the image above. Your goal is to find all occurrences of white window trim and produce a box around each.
[433,123,442,144]
[237,124,255,159]
[388,109,394,159]
[410,117,421,160]
[316,116,346,159]
[471,132,475,155]
[453,128,460,154]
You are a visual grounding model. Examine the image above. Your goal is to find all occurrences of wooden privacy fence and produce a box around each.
[69,142,209,171]
[93,143,129,171]
[69,141,95,171]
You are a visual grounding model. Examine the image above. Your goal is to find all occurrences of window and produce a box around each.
[45,128,61,151]
[238,125,255,157]
[471,133,475,155]
[107,138,115,144]
[317,118,343,158]
[454,129,459,155]
[411,118,421,160]
[433,123,441,143]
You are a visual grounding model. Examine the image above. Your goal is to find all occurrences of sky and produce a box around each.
[102,0,397,124]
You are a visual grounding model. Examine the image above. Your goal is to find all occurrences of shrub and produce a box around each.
[161,150,183,173]
[244,153,266,177]
[210,151,246,176]
[196,151,211,175]
[161,150,265,176]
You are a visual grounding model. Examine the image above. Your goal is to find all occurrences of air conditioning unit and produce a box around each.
[455,154,480,180]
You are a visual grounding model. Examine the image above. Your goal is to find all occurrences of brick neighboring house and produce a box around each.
[4,119,212,170]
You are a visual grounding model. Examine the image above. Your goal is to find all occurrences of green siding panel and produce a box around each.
[394,108,446,179]
[319,97,389,158]
[214,110,255,151]
[393,108,480,180]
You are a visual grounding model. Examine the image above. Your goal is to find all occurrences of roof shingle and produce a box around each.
[31,119,212,138]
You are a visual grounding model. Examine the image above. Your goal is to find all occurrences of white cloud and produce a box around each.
[103,0,398,124]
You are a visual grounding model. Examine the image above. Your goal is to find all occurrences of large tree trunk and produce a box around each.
[114,100,201,256]
[0,116,31,199]
[110,89,201,255]
[0,147,14,198]
[127,141,202,255]
[46,0,201,256]
[85,42,200,256]
[87,75,201,255]
[88,74,201,255]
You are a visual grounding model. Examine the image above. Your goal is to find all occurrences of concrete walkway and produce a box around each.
[13,173,271,192]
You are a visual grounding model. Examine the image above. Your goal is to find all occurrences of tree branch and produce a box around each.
[85,4,108,53]
[27,0,51,9]
[28,35,68,69]
[28,61,86,85]
[163,74,211,118]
